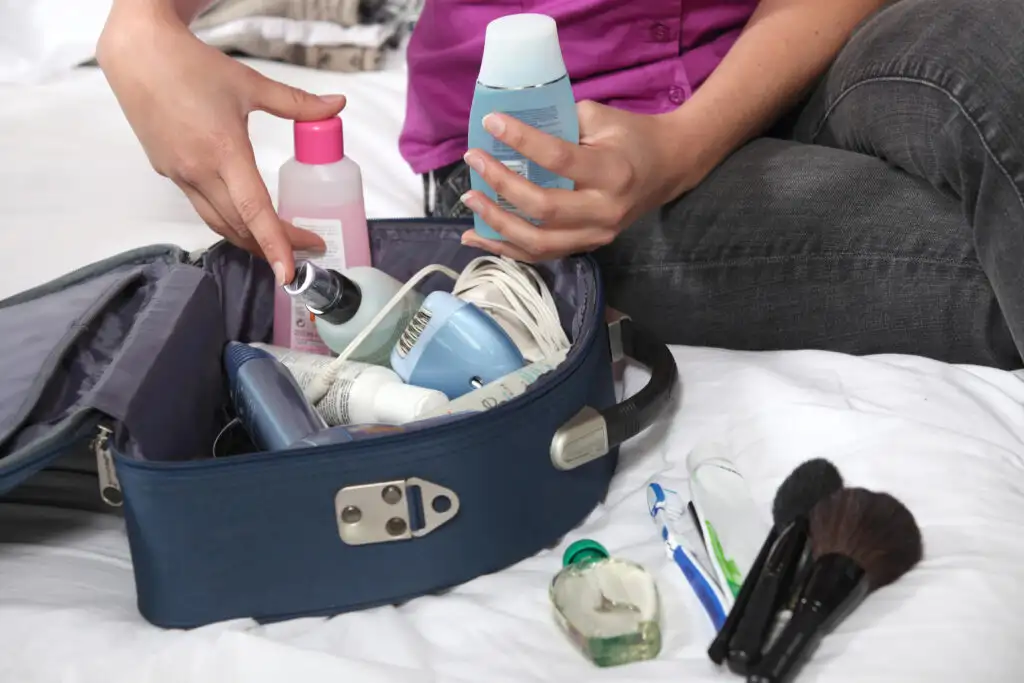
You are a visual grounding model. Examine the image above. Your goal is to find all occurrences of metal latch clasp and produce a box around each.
[92,423,123,507]
[334,477,459,546]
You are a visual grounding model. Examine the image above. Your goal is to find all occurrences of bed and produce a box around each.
[3,9,1024,683]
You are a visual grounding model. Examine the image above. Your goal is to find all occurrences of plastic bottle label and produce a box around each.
[293,217,346,266]
[268,351,334,393]
[316,363,380,426]
[490,106,563,219]
[319,378,356,425]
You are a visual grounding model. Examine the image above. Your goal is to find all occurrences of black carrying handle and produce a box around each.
[549,316,678,470]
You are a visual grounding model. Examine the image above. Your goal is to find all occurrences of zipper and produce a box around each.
[92,423,123,507]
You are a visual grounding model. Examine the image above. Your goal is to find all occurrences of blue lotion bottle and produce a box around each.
[467,13,579,241]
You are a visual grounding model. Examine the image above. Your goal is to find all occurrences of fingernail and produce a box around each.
[460,192,482,213]
[482,114,505,137]
[272,261,287,287]
[320,94,346,106]
[463,151,485,174]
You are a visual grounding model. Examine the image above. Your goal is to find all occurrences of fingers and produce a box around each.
[180,180,325,269]
[285,224,327,253]
[248,72,346,122]
[177,181,261,255]
[459,192,613,261]
[480,112,602,187]
[462,150,606,226]
[197,178,251,241]
[217,149,296,285]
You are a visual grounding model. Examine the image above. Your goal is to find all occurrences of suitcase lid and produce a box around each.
[0,242,235,497]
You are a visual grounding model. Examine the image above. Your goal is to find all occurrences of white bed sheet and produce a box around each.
[3,60,1024,683]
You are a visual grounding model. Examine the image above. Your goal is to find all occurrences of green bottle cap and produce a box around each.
[563,539,609,566]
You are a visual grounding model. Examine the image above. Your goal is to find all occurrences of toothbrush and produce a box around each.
[646,481,729,630]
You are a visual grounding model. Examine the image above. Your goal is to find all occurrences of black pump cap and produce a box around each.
[283,260,362,325]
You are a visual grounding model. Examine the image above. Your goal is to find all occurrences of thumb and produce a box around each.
[249,75,346,121]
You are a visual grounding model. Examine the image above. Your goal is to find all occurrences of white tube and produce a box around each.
[686,442,772,610]
[251,344,449,425]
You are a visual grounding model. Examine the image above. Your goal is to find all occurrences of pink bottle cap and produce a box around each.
[294,117,344,165]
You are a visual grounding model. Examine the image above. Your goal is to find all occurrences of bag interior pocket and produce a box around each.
[0,249,226,475]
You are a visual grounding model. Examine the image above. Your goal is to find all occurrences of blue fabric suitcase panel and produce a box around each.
[0,219,621,628]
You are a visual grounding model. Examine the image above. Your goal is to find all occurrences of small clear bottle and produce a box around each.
[549,539,662,667]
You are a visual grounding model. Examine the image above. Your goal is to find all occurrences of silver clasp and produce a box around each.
[334,477,459,545]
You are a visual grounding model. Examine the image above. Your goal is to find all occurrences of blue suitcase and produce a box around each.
[0,218,676,628]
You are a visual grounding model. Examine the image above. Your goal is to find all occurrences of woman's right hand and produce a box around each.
[96,2,347,285]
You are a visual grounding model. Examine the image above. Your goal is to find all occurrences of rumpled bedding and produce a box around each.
[192,0,423,72]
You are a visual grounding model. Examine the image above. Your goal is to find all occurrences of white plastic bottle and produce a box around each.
[282,260,424,366]
[273,116,371,354]
[686,442,771,607]
[252,344,449,425]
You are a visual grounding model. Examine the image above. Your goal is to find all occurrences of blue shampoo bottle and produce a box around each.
[467,13,579,241]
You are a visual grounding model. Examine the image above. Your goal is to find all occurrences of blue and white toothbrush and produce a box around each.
[647,479,729,630]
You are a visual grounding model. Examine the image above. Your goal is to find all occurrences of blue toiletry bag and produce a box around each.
[0,218,677,628]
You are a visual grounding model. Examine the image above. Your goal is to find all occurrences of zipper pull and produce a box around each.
[92,424,123,507]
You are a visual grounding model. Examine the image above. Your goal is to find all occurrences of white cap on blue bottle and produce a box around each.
[477,13,568,89]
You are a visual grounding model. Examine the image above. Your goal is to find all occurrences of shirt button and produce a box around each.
[650,22,671,42]
[668,86,685,104]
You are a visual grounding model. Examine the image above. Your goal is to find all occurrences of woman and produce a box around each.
[96,0,1024,369]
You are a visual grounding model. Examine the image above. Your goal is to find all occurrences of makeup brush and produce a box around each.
[747,487,923,683]
[724,459,845,673]
[708,458,843,667]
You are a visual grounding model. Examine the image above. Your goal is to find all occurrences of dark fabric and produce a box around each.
[427,0,1024,369]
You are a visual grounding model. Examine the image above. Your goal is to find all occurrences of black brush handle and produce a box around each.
[748,553,869,683]
[745,606,824,683]
[726,520,809,674]
[688,502,705,544]
[707,527,778,665]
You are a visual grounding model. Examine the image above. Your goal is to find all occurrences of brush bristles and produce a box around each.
[809,487,923,589]
[772,458,844,529]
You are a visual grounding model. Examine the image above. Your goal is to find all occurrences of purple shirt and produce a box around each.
[399,0,759,175]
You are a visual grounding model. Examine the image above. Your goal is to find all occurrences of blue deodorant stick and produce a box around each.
[223,341,327,452]
[467,13,580,241]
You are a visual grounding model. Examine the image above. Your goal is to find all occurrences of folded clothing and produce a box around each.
[192,0,422,72]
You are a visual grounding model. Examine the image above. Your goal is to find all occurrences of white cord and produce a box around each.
[212,417,242,457]
[452,256,570,362]
[303,263,460,404]
[303,256,571,404]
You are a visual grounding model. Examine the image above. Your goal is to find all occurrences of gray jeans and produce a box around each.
[425,0,1024,370]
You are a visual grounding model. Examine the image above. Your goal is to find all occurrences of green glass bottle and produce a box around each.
[549,539,662,667]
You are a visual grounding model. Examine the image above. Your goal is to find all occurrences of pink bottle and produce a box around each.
[273,116,372,354]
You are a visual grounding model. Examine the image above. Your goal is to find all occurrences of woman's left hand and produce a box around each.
[459,101,693,261]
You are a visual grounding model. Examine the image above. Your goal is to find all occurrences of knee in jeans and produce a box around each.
[849,0,1024,72]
